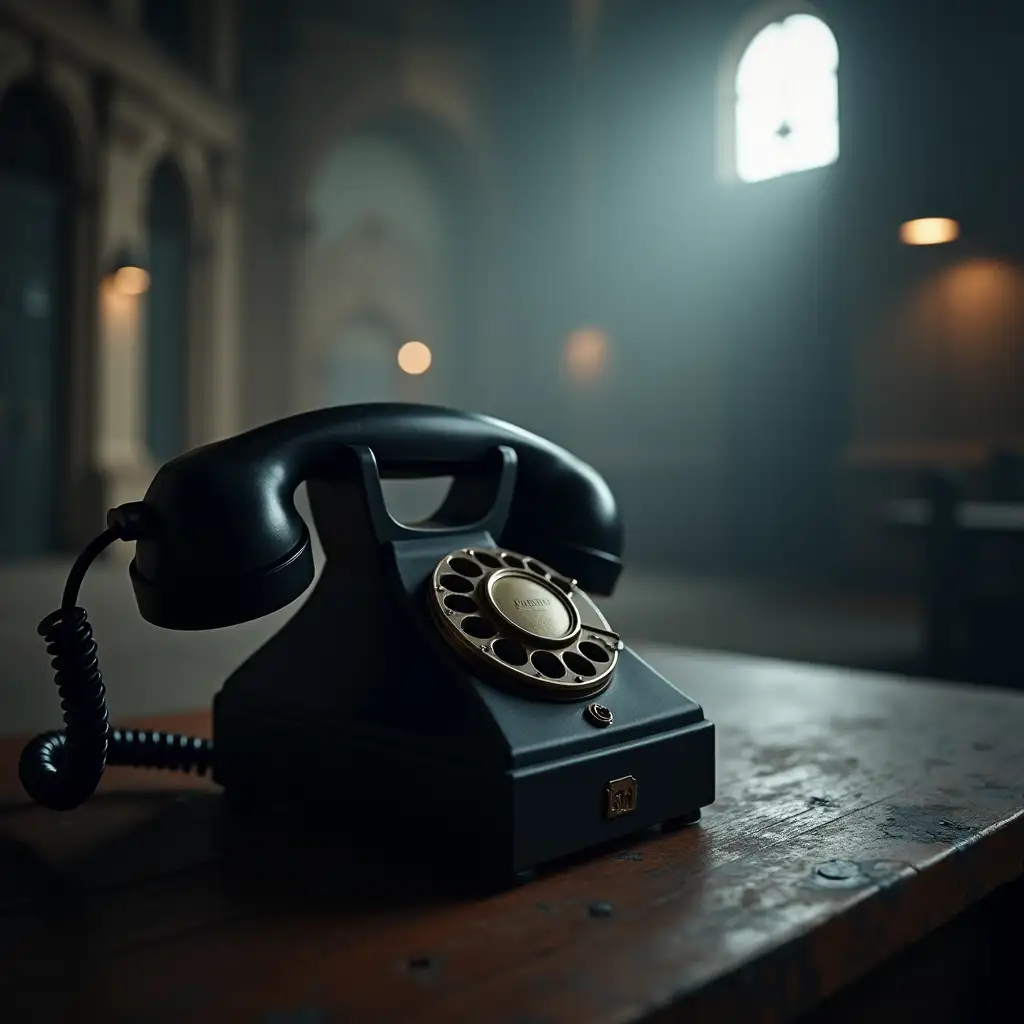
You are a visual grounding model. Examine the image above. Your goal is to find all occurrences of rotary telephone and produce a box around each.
[20,404,714,883]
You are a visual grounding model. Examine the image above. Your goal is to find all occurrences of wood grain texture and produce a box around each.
[2,646,1024,1024]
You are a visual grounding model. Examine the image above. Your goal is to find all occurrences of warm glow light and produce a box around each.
[564,327,609,382]
[899,218,960,246]
[397,340,431,375]
[111,265,151,295]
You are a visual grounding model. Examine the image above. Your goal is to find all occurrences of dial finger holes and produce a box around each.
[549,575,574,594]
[440,574,474,594]
[563,651,597,677]
[449,556,483,578]
[531,651,566,679]
[524,559,549,577]
[493,638,528,666]
[461,616,498,640]
[501,553,525,569]
[444,594,477,614]
[579,641,611,664]
[473,551,503,569]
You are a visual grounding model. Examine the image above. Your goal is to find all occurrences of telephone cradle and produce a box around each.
[20,404,715,885]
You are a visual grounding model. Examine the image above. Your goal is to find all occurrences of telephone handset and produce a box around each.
[21,404,714,882]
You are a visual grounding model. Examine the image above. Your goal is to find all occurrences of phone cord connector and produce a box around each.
[18,510,214,812]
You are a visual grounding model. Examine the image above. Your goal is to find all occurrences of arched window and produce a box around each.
[731,11,839,183]
[145,159,190,463]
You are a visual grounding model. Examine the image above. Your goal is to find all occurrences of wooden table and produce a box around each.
[2,646,1023,1023]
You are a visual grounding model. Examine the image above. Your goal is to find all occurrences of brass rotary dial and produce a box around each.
[427,547,621,701]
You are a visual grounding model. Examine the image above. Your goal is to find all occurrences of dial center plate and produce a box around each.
[426,547,618,702]
[486,570,578,642]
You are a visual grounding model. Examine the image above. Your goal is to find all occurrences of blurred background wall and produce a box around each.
[1,0,1023,698]
[0,0,241,555]
[4,0,1024,585]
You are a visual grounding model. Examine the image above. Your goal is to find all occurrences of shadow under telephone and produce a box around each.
[20,404,715,885]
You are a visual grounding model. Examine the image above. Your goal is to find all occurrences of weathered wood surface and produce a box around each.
[2,646,1023,1024]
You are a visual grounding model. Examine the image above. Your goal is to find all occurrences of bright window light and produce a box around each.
[735,14,839,183]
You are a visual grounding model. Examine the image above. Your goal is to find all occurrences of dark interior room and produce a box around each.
[1,1,1023,1020]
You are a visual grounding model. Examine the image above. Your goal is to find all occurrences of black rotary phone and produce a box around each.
[21,404,714,882]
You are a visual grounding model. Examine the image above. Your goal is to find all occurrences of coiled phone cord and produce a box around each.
[18,524,213,812]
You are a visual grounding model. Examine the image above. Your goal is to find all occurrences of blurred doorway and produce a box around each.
[303,130,451,410]
[0,83,72,559]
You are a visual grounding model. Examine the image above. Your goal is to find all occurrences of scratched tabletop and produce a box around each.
[1,646,1023,1024]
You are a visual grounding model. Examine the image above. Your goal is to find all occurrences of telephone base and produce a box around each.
[217,787,707,894]
[210,475,715,887]
[217,779,706,894]
[213,695,714,887]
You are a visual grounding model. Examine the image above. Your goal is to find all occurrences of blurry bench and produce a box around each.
[886,448,1024,686]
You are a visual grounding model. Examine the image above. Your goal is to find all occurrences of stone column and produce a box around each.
[95,92,159,535]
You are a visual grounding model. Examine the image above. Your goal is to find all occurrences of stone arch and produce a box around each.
[135,135,214,244]
[294,101,497,413]
[309,224,432,347]
[0,78,76,181]
[293,95,493,222]
[0,62,100,203]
